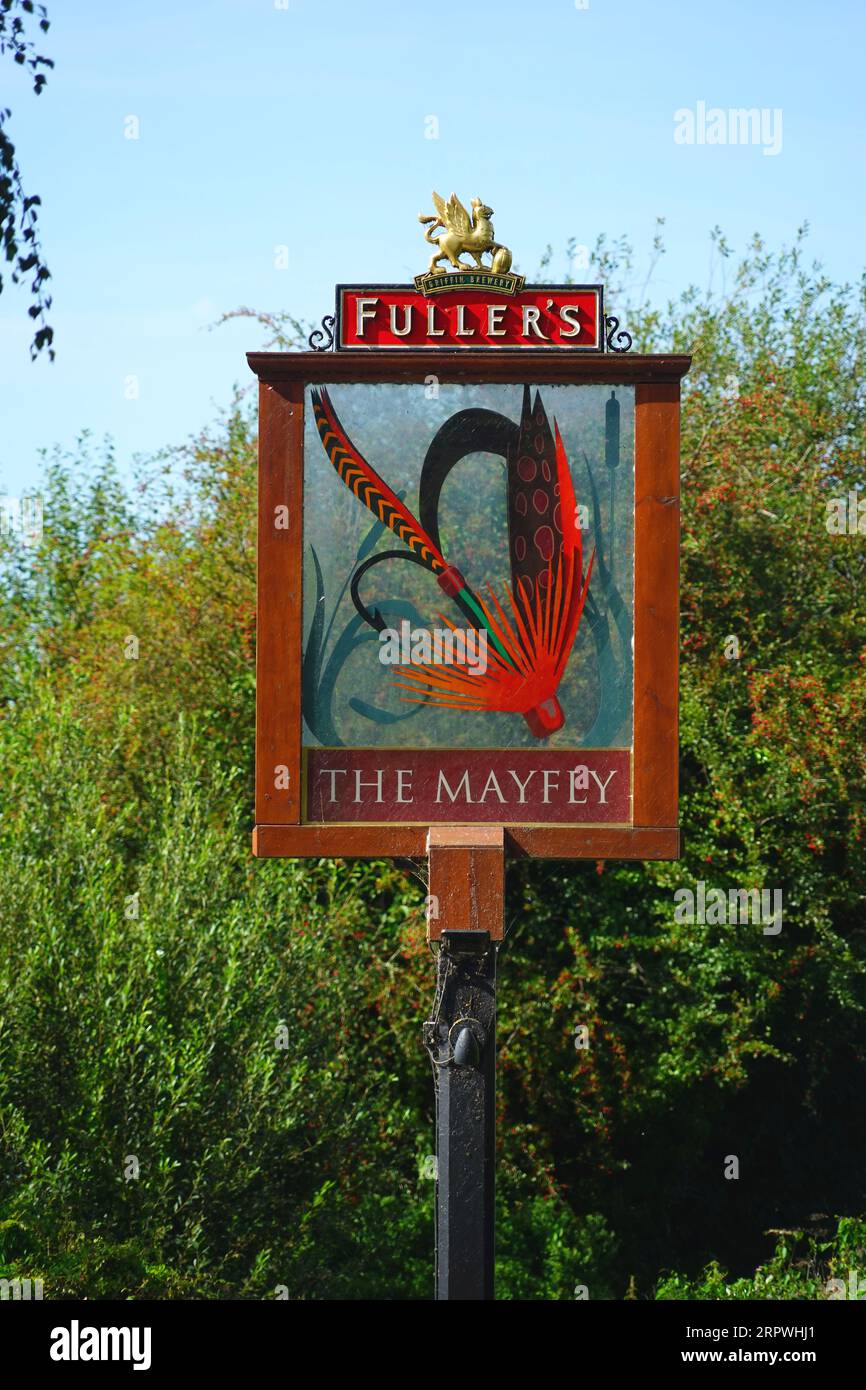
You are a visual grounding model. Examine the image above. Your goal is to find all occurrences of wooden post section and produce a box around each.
[426,826,505,942]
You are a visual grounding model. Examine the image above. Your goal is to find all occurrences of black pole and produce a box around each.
[423,928,497,1300]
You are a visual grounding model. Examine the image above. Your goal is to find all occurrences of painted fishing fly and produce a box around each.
[310,385,594,738]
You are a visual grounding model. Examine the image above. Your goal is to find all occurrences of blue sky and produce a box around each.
[1,0,864,495]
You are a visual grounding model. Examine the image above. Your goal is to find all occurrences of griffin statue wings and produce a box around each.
[419,190,512,275]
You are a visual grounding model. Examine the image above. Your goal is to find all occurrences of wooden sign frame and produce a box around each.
[247,349,690,864]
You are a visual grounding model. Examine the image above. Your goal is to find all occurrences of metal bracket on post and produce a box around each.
[422,827,504,1301]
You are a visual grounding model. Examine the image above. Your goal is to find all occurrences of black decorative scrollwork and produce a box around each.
[605,315,633,353]
[308,314,335,351]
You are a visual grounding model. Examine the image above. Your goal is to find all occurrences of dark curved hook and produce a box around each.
[351,545,487,638]
[418,408,519,554]
[350,548,431,631]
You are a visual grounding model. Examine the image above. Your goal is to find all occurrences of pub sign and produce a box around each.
[249,194,688,862]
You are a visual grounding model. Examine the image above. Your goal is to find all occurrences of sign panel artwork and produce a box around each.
[302,380,634,825]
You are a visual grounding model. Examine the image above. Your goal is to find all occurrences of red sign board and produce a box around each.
[305,749,631,824]
[336,284,603,351]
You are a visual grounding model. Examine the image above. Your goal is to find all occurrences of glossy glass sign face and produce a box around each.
[301,381,634,825]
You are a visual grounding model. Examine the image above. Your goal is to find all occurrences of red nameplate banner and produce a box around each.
[305,749,631,824]
[336,284,603,351]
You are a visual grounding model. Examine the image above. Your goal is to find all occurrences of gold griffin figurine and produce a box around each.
[419,191,513,276]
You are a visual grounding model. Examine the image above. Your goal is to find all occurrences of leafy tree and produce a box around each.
[0,0,53,359]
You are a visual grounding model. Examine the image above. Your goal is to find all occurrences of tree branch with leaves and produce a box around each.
[0,0,54,359]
